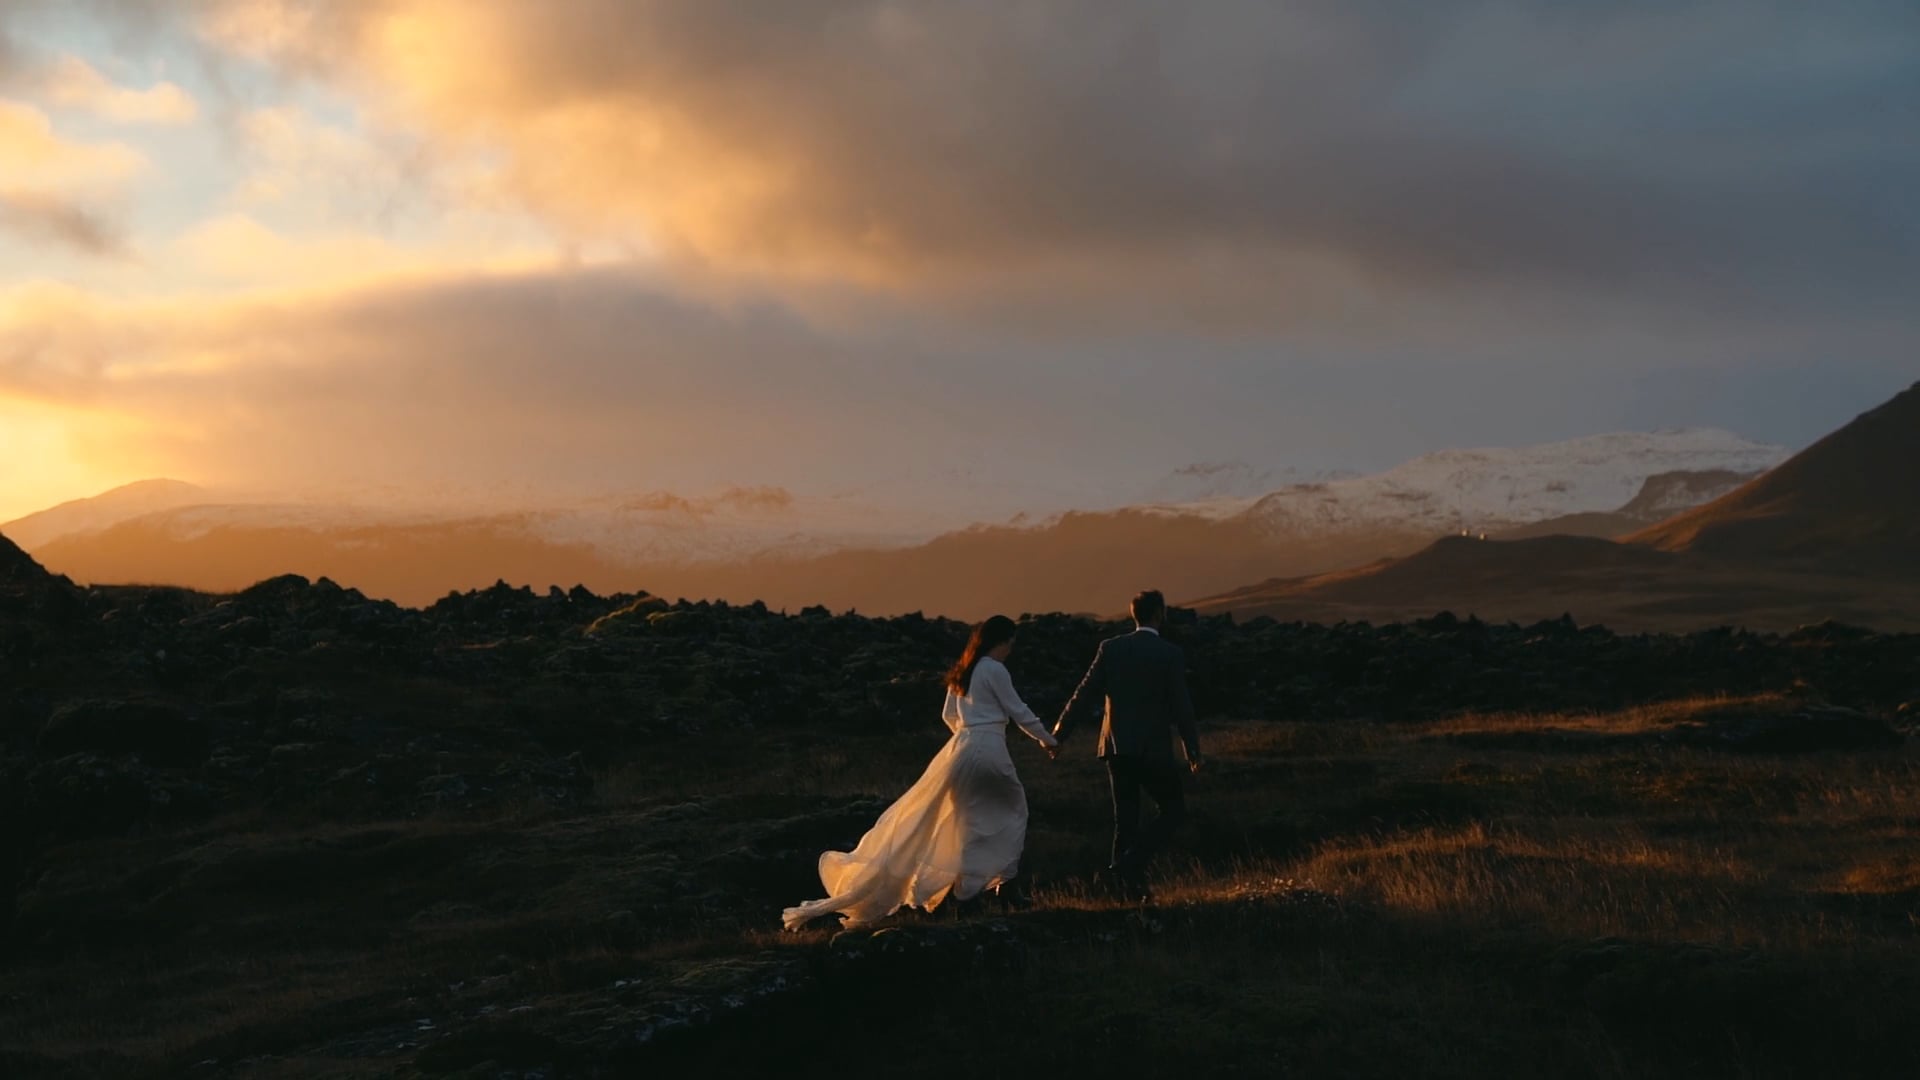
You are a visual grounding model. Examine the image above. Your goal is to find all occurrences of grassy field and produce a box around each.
[6,693,1918,1077]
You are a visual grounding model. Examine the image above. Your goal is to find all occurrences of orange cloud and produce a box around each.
[173,213,558,292]
[0,99,145,256]
[192,1,1214,284]
[0,265,971,506]
[0,99,146,189]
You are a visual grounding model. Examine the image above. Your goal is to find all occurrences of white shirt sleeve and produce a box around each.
[986,661,1057,747]
[941,687,963,733]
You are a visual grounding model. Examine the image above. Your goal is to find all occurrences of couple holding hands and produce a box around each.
[784,590,1202,929]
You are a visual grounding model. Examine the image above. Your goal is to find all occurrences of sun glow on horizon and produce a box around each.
[0,399,150,523]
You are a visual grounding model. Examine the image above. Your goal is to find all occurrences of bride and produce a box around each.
[783,615,1060,930]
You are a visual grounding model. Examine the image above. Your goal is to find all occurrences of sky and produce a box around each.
[0,0,1915,523]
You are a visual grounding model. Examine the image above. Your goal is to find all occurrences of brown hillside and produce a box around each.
[27,518,643,606]
[671,511,1428,619]
[23,506,1431,618]
[1192,382,1920,631]
[1628,381,1920,566]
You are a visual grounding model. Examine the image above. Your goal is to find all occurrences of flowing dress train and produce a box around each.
[782,657,1057,929]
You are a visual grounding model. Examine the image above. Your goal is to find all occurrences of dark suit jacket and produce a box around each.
[1054,628,1200,762]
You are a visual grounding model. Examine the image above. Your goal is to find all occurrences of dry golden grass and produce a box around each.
[1420,691,1790,735]
[1152,702,1920,951]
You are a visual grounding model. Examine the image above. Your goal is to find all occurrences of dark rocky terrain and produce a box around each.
[4,530,1919,1077]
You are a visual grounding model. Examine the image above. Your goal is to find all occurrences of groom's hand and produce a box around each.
[1188,754,1205,775]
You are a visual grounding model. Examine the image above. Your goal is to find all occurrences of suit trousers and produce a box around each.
[1106,755,1187,882]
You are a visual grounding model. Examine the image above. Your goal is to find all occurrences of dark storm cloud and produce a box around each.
[221,0,1916,324]
[50,0,1920,325]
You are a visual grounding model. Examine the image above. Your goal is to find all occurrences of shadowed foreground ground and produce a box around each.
[7,693,1919,1078]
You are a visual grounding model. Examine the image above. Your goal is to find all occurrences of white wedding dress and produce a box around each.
[782,656,1059,929]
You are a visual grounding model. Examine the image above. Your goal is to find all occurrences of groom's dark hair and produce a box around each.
[1131,589,1166,626]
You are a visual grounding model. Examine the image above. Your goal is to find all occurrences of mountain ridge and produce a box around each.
[1192,383,1920,631]
[6,426,1798,618]
[2,479,214,551]
[1627,381,1920,566]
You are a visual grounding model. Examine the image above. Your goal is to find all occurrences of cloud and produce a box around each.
[0,98,146,187]
[0,268,993,503]
[38,54,197,124]
[232,104,414,210]
[0,283,121,399]
[0,191,128,255]
[171,212,556,291]
[4,257,1912,523]
[0,98,144,256]
[151,104,568,294]
[1,1,1914,519]
[156,0,1920,328]
[224,102,527,238]
[7,260,1455,517]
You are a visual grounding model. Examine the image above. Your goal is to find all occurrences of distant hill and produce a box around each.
[1628,381,1920,567]
[8,427,1794,619]
[1213,429,1785,539]
[16,506,1390,617]
[22,514,641,608]
[1190,535,1920,633]
[1,479,213,550]
[1194,383,1920,632]
[667,428,1790,618]
[667,510,1393,619]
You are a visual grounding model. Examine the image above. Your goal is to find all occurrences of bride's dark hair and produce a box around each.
[946,615,1019,695]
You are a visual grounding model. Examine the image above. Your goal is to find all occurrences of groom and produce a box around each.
[1052,589,1203,902]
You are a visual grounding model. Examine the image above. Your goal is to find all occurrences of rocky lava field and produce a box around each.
[4,532,1919,1077]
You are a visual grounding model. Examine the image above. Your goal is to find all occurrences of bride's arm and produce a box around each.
[941,687,963,733]
[987,662,1058,747]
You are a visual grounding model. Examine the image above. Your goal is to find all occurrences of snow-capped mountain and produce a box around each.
[1131,462,1358,505]
[1218,429,1789,538]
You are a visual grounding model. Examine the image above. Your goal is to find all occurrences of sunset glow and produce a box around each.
[1,1,1914,524]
